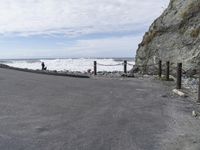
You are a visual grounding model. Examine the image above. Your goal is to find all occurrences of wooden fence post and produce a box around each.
[198,70,200,103]
[124,60,127,74]
[94,61,97,75]
[158,60,162,78]
[176,63,182,89]
[166,61,170,81]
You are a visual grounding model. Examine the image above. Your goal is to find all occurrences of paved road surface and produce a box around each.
[0,68,199,150]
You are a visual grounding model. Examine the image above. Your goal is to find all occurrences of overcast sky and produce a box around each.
[0,0,170,59]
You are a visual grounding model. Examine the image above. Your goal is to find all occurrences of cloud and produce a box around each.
[45,35,143,58]
[0,0,169,37]
[0,35,142,59]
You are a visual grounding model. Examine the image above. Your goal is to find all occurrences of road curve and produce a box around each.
[0,68,199,150]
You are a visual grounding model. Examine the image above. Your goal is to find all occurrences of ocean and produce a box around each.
[0,58,135,73]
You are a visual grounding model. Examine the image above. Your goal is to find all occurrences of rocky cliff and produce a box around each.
[135,0,200,75]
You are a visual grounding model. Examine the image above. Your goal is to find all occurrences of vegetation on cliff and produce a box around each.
[136,0,200,75]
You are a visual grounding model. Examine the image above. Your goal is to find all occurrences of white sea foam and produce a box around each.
[3,58,135,72]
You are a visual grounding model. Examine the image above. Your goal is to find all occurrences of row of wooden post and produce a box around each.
[158,60,182,89]
[158,60,200,103]
[93,60,128,76]
[93,60,200,103]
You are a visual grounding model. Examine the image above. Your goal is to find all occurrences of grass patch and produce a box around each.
[190,28,200,38]
[181,1,200,20]
[140,30,158,46]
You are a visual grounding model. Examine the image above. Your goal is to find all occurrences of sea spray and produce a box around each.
[3,58,135,73]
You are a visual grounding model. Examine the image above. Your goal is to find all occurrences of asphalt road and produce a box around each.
[0,68,199,150]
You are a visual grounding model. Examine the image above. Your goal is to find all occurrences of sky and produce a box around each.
[0,0,170,59]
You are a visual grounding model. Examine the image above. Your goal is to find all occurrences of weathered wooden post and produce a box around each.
[124,60,127,74]
[158,60,162,78]
[176,63,182,89]
[166,61,170,81]
[94,61,97,75]
[198,70,200,103]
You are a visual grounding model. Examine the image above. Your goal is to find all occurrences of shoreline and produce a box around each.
[0,64,90,78]
[0,63,136,79]
[0,63,199,100]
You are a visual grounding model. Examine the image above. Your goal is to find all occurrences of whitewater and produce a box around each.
[1,58,135,73]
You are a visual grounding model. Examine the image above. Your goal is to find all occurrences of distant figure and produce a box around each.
[41,62,47,70]
[87,69,91,73]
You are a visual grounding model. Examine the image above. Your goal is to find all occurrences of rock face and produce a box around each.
[135,0,200,75]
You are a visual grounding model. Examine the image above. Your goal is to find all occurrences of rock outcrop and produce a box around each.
[135,0,200,75]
